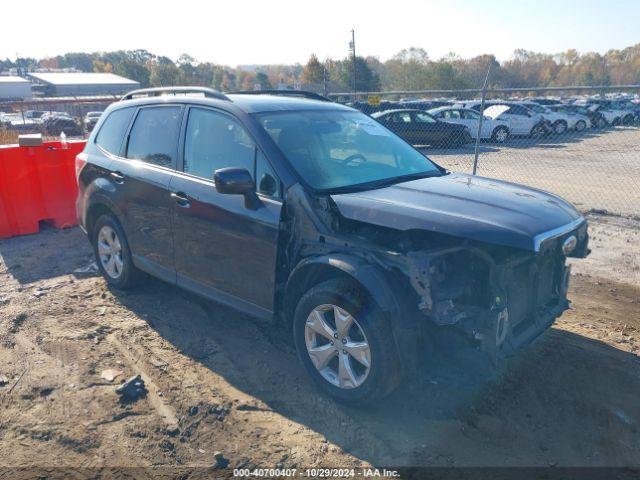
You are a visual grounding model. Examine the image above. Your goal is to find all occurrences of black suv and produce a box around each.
[76,87,589,403]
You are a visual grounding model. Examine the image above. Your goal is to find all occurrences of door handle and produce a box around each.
[110,171,125,183]
[170,191,190,207]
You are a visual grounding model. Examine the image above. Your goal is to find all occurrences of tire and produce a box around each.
[491,126,509,143]
[529,123,546,139]
[552,121,568,135]
[293,278,401,404]
[623,114,634,126]
[596,117,607,129]
[575,120,587,132]
[92,214,140,289]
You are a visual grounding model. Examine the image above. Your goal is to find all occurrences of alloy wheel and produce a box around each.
[97,225,124,279]
[494,128,508,143]
[554,122,567,134]
[304,304,371,389]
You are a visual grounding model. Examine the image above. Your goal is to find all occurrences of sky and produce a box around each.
[3,0,638,66]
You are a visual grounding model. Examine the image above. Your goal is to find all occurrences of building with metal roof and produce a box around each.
[27,72,140,97]
[0,76,32,100]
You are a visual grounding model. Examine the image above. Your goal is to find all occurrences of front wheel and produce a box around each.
[552,121,568,135]
[293,278,401,404]
[491,126,509,143]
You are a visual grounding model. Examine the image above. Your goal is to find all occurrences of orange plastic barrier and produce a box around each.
[0,140,86,239]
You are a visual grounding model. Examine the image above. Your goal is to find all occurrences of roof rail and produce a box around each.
[228,90,332,102]
[120,86,229,102]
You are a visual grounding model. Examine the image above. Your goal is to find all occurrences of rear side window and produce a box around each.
[126,106,182,168]
[95,107,134,155]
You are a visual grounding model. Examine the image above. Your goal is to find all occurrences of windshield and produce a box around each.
[256,110,443,191]
[526,103,547,113]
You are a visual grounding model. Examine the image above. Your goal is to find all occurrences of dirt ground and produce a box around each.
[0,212,639,474]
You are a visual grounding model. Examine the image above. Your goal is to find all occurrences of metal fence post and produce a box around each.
[472,62,492,175]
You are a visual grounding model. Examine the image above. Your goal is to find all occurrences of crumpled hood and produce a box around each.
[331,173,584,251]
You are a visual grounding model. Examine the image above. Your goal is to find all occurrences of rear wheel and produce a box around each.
[92,214,140,289]
[552,120,568,135]
[491,126,509,143]
[575,120,587,132]
[596,117,607,129]
[293,278,401,404]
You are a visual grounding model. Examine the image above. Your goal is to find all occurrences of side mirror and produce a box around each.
[214,167,255,195]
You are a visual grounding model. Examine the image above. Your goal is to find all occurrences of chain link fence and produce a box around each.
[331,85,640,217]
[1,86,639,217]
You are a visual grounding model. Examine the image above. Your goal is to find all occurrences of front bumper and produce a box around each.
[482,261,572,359]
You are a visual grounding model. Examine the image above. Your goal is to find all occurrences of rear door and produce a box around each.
[501,105,532,135]
[412,111,445,145]
[459,109,482,138]
[171,106,282,317]
[108,104,183,281]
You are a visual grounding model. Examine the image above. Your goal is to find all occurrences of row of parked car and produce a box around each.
[348,96,640,148]
[0,109,104,137]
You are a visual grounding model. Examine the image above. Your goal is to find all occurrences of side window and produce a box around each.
[463,110,480,120]
[414,112,436,123]
[507,105,527,116]
[184,108,255,180]
[442,110,461,120]
[255,149,281,199]
[391,112,412,123]
[126,106,182,168]
[95,107,134,155]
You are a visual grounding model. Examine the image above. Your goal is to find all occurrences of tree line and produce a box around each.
[2,44,639,94]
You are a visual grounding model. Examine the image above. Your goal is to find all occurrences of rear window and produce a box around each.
[126,106,182,169]
[95,107,134,155]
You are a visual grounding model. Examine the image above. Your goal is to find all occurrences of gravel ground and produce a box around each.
[0,213,639,476]
[428,126,640,217]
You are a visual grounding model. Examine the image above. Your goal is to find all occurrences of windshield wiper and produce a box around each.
[323,171,447,194]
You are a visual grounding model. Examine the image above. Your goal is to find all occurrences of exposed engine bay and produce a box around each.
[278,183,590,368]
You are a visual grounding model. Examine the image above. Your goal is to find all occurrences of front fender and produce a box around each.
[287,253,401,315]
[286,253,422,371]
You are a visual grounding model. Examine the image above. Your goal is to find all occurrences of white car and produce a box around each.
[583,104,627,125]
[428,106,510,143]
[481,104,548,138]
[520,102,580,134]
[545,104,591,131]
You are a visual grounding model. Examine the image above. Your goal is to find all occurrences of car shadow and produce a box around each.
[109,275,640,467]
[0,225,94,284]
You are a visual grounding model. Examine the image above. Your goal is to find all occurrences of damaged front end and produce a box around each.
[279,182,589,372]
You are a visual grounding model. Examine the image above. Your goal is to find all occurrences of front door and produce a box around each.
[171,107,282,317]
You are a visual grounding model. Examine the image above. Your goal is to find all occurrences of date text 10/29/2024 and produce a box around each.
[233,468,400,477]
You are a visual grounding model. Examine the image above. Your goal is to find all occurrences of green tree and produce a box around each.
[302,54,324,84]
[113,60,151,87]
[149,62,183,86]
[255,72,273,90]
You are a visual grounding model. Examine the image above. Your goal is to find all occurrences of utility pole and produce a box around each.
[323,63,328,97]
[350,29,356,101]
[472,61,493,176]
